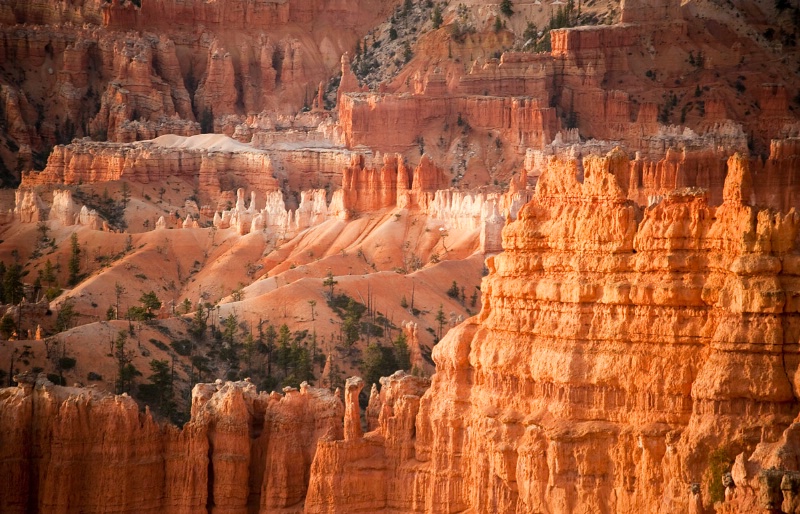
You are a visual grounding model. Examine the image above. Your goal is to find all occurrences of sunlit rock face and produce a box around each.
[305,150,800,513]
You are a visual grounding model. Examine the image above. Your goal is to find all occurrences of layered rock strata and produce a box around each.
[304,149,800,512]
[0,374,343,514]
[3,149,800,512]
[21,136,280,203]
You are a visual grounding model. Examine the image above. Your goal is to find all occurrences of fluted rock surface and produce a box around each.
[305,149,800,513]
[0,375,343,514]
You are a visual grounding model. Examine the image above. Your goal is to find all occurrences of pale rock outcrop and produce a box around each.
[49,188,79,226]
[13,189,47,222]
[77,205,103,230]
[22,136,280,204]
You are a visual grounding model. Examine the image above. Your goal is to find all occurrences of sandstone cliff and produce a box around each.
[0,0,400,178]
[304,149,800,513]
[0,374,343,514]
[3,149,800,513]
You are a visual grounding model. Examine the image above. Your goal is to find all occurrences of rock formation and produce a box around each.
[302,149,800,513]
[0,374,343,513]
[0,0,399,178]
[21,135,280,204]
[3,149,800,513]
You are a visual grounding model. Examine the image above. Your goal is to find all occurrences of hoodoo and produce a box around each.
[0,0,799,512]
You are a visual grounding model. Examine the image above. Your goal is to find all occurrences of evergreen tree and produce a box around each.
[363,342,398,388]
[393,331,411,370]
[3,263,23,305]
[190,303,207,339]
[68,233,81,286]
[435,304,446,341]
[323,271,338,299]
[138,291,161,320]
[278,324,291,374]
[432,5,443,28]
[500,0,514,17]
[264,324,277,377]
[142,359,175,418]
[342,299,362,350]
[446,280,460,299]
[523,21,538,42]
[114,330,139,394]
[120,181,131,208]
[41,259,56,286]
[222,313,238,346]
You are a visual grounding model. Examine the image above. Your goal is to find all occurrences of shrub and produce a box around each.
[47,373,66,385]
[170,339,192,356]
[58,357,77,370]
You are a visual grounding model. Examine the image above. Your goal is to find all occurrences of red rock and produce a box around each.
[0,375,343,513]
[303,148,800,513]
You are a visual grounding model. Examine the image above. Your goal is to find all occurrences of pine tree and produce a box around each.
[323,271,338,300]
[42,259,56,286]
[435,304,446,341]
[138,291,162,320]
[278,324,291,374]
[145,359,175,417]
[114,330,139,394]
[432,5,443,28]
[393,331,411,370]
[264,324,277,377]
[3,263,23,305]
[190,303,207,339]
[500,0,514,17]
[222,313,238,345]
[68,233,81,286]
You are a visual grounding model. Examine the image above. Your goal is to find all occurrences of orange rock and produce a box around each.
[303,148,800,513]
[0,375,343,513]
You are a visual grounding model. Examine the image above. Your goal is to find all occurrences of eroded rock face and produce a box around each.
[304,149,800,513]
[22,136,279,204]
[0,0,398,179]
[0,375,342,514]
[3,149,800,512]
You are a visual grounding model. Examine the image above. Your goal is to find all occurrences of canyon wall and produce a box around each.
[304,149,800,513]
[3,149,800,512]
[0,0,400,180]
[0,374,343,514]
[338,92,559,153]
[526,135,800,212]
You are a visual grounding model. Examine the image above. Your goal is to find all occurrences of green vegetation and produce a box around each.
[72,187,127,230]
[114,330,140,394]
[705,446,733,504]
[432,5,443,28]
[68,233,81,286]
